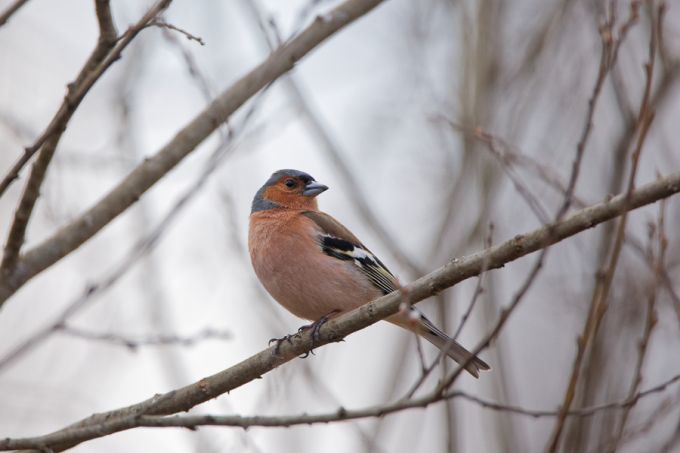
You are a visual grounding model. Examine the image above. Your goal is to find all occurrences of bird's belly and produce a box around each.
[254,248,380,321]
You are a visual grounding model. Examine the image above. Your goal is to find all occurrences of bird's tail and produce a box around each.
[388,311,490,378]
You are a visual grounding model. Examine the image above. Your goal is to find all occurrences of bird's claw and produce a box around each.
[269,310,341,357]
[268,333,296,355]
[305,309,341,344]
[299,349,316,359]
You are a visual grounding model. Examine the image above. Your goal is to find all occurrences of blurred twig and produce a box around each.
[588,396,677,453]
[453,223,494,340]
[449,122,680,332]
[0,143,228,372]
[403,224,493,400]
[150,19,205,45]
[0,0,30,27]
[548,4,658,449]
[608,200,666,452]
[439,0,620,425]
[57,325,232,350]
[443,121,553,223]
[0,0,172,286]
[0,0,168,200]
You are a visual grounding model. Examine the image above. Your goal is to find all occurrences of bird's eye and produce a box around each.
[284,179,296,188]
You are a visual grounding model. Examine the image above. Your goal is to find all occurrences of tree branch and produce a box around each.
[3,171,679,452]
[0,0,385,306]
[4,372,677,450]
[0,0,171,276]
[57,324,232,350]
[0,0,29,27]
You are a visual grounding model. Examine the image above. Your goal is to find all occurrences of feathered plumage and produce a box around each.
[248,169,489,377]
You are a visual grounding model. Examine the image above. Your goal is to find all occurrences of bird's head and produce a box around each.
[251,169,328,213]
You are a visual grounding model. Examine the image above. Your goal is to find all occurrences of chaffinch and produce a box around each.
[248,169,490,378]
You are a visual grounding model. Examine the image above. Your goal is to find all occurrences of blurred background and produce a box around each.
[1,0,679,452]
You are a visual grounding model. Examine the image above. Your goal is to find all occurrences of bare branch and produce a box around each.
[94,0,117,47]
[0,0,29,27]
[0,1,163,199]
[57,325,232,350]
[444,122,553,223]
[150,19,205,46]
[2,369,678,450]
[609,199,665,451]
[1,171,679,452]
[0,0,171,276]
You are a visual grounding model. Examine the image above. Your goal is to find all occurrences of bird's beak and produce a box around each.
[302,181,328,197]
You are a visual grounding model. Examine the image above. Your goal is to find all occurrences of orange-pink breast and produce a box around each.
[248,211,382,321]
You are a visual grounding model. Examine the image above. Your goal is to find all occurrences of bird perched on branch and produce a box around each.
[248,169,489,378]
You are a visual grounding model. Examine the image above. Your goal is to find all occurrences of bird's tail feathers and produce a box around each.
[421,327,490,378]
[388,311,490,378]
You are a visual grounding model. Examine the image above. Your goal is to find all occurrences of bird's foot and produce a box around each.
[268,333,297,356]
[269,310,341,358]
[296,309,341,356]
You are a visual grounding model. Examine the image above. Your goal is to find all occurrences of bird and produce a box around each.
[248,169,490,378]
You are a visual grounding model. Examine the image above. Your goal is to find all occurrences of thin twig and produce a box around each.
[608,198,665,452]
[546,3,645,449]
[447,122,589,208]
[434,0,618,409]
[586,396,677,453]
[453,123,680,330]
[402,225,494,401]
[0,0,167,200]
[459,124,551,224]
[435,0,630,399]
[0,0,30,27]
[453,223,494,340]
[151,19,205,45]
[57,325,232,350]
[0,0,172,276]
[1,0,117,268]
[3,372,679,451]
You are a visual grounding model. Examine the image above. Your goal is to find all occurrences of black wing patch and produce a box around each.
[320,235,398,295]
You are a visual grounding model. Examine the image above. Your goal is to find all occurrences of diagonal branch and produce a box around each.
[0,0,30,27]
[0,0,144,200]
[0,0,171,275]
[3,170,679,453]
[0,0,386,306]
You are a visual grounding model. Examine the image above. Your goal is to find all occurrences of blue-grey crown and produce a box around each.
[251,169,317,213]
